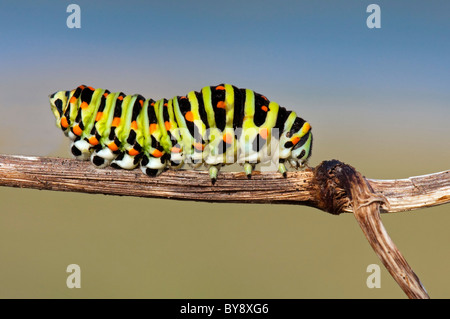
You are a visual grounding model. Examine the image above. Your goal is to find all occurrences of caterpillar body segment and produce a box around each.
[49,84,313,183]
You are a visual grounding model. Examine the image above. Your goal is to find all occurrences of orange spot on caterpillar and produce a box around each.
[108,142,119,151]
[261,95,268,101]
[80,101,89,109]
[69,96,77,104]
[103,92,109,97]
[149,123,158,134]
[165,121,171,131]
[60,117,69,128]
[180,96,187,99]
[88,136,99,146]
[291,136,301,145]
[223,133,234,144]
[95,112,103,122]
[79,85,86,90]
[303,122,311,132]
[131,121,138,130]
[259,127,268,140]
[72,124,83,136]
[87,86,95,91]
[261,105,268,112]
[117,95,124,101]
[216,101,226,109]
[185,111,194,122]
[139,99,143,107]
[128,148,139,156]
[171,146,182,153]
[152,149,164,158]
[164,102,168,107]
[194,143,205,151]
[215,86,225,90]
[111,117,121,127]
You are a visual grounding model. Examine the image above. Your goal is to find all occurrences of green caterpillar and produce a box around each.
[49,84,313,184]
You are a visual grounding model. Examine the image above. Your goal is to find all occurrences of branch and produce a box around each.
[1,154,449,299]
[0,155,448,213]
[314,160,430,299]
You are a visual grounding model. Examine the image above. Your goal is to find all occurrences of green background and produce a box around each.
[0,0,449,298]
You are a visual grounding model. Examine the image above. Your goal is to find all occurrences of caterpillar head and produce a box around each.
[281,119,313,168]
[49,90,70,128]
[289,130,313,168]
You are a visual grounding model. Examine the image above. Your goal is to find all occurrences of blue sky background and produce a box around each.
[2,1,449,93]
[0,1,449,298]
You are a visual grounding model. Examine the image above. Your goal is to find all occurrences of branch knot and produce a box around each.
[313,160,352,215]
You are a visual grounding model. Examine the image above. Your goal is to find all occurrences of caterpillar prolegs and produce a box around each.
[49,84,313,184]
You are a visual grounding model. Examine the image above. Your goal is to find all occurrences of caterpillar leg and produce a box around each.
[243,163,256,179]
[70,138,91,160]
[287,158,307,170]
[169,152,184,170]
[208,164,222,185]
[188,161,203,169]
[187,150,204,169]
[278,162,287,178]
[288,159,299,169]
[298,160,307,169]
[110,151,141,170]
[90,147,116,168]
[140,153,166,177]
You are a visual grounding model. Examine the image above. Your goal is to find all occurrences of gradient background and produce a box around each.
[0,0,449,298]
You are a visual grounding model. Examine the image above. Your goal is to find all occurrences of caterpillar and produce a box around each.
[49,84,313,184]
